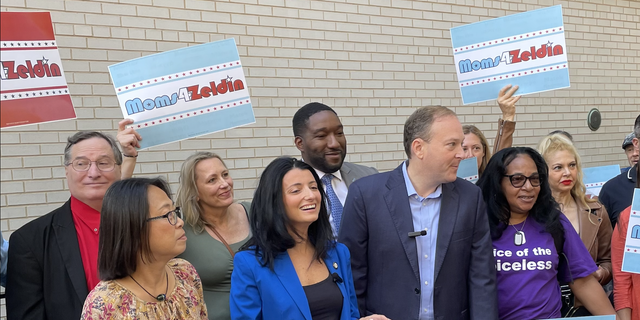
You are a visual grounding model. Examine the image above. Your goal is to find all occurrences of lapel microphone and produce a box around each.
[331,273,343,283]
[408,230,427,238]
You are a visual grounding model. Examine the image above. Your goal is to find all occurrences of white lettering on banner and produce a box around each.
[493,247,554,272]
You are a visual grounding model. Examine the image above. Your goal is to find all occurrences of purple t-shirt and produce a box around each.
[493,214,597,320]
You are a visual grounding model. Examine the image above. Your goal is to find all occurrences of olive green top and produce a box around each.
[178,202,251,320]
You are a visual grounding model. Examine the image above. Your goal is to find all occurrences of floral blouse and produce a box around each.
[81,258,208,320]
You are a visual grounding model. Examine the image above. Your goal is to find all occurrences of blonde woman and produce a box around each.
[537,134,613,316]
[176,152,251,320]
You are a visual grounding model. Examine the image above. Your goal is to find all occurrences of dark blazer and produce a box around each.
[338,164,498,320]
[6,199,87,320]
[230,243,359,320]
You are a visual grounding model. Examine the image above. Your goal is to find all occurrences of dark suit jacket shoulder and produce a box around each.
[6,199,87,320]
[338,164,497,320]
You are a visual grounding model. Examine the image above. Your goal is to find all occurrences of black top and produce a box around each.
[600,165,636,227]
[303,274,343,320]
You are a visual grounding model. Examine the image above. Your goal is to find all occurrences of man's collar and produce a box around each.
[70,196,100,215]
[300,157,343,181]
[402,161,442,199]
[313,167,343,182]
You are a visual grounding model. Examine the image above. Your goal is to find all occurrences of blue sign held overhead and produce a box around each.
[450,5,570,105]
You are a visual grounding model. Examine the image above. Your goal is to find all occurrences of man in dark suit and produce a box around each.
[6,122,140,320]
[293,102,378,235]
[339,106,497,320]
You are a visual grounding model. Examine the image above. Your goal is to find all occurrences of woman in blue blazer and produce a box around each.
[230,157,388,320]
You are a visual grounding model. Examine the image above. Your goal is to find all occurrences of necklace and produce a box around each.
[511,216,527,246]
[130,270,169,302]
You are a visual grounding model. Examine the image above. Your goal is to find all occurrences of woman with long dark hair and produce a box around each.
[477,147,614,319]
[81,177,207,319]
[229,157,388,320]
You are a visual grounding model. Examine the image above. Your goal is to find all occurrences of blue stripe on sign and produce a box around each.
[460,68,569,104]
[141,96,250,124]
[622,252,640,274]
[457,157,478,179]
[109,38,240,88]
[633,189,640,211]
[453,31,564,55]
[117,66,244,95]
[582,165,622,184]
[135,103,255,149]
[450,5,564,48]
[460,61,567,83]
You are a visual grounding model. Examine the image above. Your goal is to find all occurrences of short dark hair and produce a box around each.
[241,157,334,270]
[292,102,337,137]
[634,113,640,139]
[548,130,573,142]
[98,177,172,280]
[64,131,123,165]
[403,106,456,158]
[476,147,563,245]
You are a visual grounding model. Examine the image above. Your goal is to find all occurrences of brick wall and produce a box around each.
[2,0,639,230]
[0,0,637,314]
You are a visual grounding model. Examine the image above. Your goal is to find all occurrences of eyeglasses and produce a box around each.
[146,207,182,225]
[65,158,117,172]
[504,174,541,188]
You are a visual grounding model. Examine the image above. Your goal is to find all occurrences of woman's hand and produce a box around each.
[359,314,391,320]
[498,84,520,121]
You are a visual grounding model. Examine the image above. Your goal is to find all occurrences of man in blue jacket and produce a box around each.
[339,106,497,320]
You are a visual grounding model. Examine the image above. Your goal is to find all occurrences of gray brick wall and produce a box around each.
[0,0,638,315]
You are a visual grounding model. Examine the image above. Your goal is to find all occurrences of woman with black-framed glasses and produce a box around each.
[477,147,614,319]
[81,177,208,320]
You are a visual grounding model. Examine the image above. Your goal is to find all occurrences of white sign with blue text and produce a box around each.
[450,5,570,104]
[622,188,640,274]
[109,38,255,149]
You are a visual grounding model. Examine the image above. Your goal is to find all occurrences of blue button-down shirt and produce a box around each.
[402,161,442,320]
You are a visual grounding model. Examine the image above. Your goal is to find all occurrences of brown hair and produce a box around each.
[462,125,491,175]
[403,106,456,158]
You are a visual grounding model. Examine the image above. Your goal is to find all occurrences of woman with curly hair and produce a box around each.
[477,147,614,319]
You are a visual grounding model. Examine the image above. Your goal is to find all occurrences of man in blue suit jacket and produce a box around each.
[339,106,498,320]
